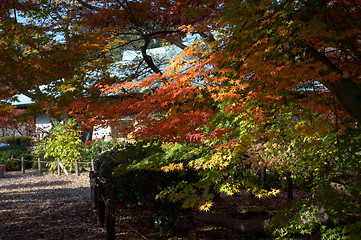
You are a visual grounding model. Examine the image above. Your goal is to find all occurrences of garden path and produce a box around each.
[0,169,105,240]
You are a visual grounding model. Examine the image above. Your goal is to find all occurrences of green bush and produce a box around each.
[96,141,197,236]
[0,145,33,171]
[33,119,83,172]
[0,136,32,147]
[83,139,117,167]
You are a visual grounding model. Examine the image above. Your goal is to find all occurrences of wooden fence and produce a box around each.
[89,171,151,240]
[88,167,297,240]
[8,156,95,176]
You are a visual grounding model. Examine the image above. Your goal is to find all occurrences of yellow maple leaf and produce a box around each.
[199,201,213,212]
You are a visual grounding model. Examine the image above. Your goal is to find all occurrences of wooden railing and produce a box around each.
[8,156,95,176]
[89,171,150,240]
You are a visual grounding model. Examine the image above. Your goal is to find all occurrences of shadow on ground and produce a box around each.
[0,172,105,240]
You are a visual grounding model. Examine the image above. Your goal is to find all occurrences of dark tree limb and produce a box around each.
[76,0,101,11]
[285,171,293,200]
[141,38,162,74]
[303,44,361,122]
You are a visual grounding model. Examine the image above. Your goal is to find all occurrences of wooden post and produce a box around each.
[285,171,293,200]
[90,171,97,208]
[58,162,69,175]
[57,158,61,176]
[38,158,42,175]
[106,204,116,240]
[75,159,79,177]
[261,166,266,188]
[96,180,105,227]
[21,157,25,174]
[91,158,95,172]
[10,156,14,171]
[89,171,93,199]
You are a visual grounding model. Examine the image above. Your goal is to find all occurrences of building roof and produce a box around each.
[11,94,33,106]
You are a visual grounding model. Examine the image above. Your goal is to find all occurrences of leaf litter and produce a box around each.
[0,169,105,240]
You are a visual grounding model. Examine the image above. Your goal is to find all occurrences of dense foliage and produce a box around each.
[0,136,32,147]
[0,145,32,171]
[33,119,83,171]
[1,0,361,238]
[95,141,197,236]
[33,120,119,171]
[83,138,117,164]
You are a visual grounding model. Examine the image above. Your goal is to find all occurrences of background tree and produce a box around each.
[0,0,113,127]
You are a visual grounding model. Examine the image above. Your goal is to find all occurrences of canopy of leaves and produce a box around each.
[2,0,361,237]
[89,0,361,221]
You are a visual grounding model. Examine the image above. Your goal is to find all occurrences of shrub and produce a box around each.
[33,119,83,172]
[96,141,196,236]
[0,145,32,171]
[0,136,32,147]
[83,139,117,168]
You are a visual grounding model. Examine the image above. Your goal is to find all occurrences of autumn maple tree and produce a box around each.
[91,0,361,160]
[76,0,361,236]
[2,0,361,237]
[0,0,113,126]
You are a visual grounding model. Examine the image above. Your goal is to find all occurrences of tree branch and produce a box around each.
[168,39,187,50]
[303,44,361,122]
[141,38,162,74]
[76,0,101,11]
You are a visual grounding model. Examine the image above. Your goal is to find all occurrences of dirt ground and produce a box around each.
[0,169,283,240]
[0,169,105,240]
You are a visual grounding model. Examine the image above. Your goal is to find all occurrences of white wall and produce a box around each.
[35,114,52,139]
[34,115,131,141]
[92,125,111,140]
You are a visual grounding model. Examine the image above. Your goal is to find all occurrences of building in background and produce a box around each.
[5,44,184,141]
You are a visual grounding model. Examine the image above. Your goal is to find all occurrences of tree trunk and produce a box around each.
[106,204,116,240]
[96,180,105,227]
[285,171,293,200]
[82,128,93,142]
[303,44,361,122]
[261,166,266,188]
